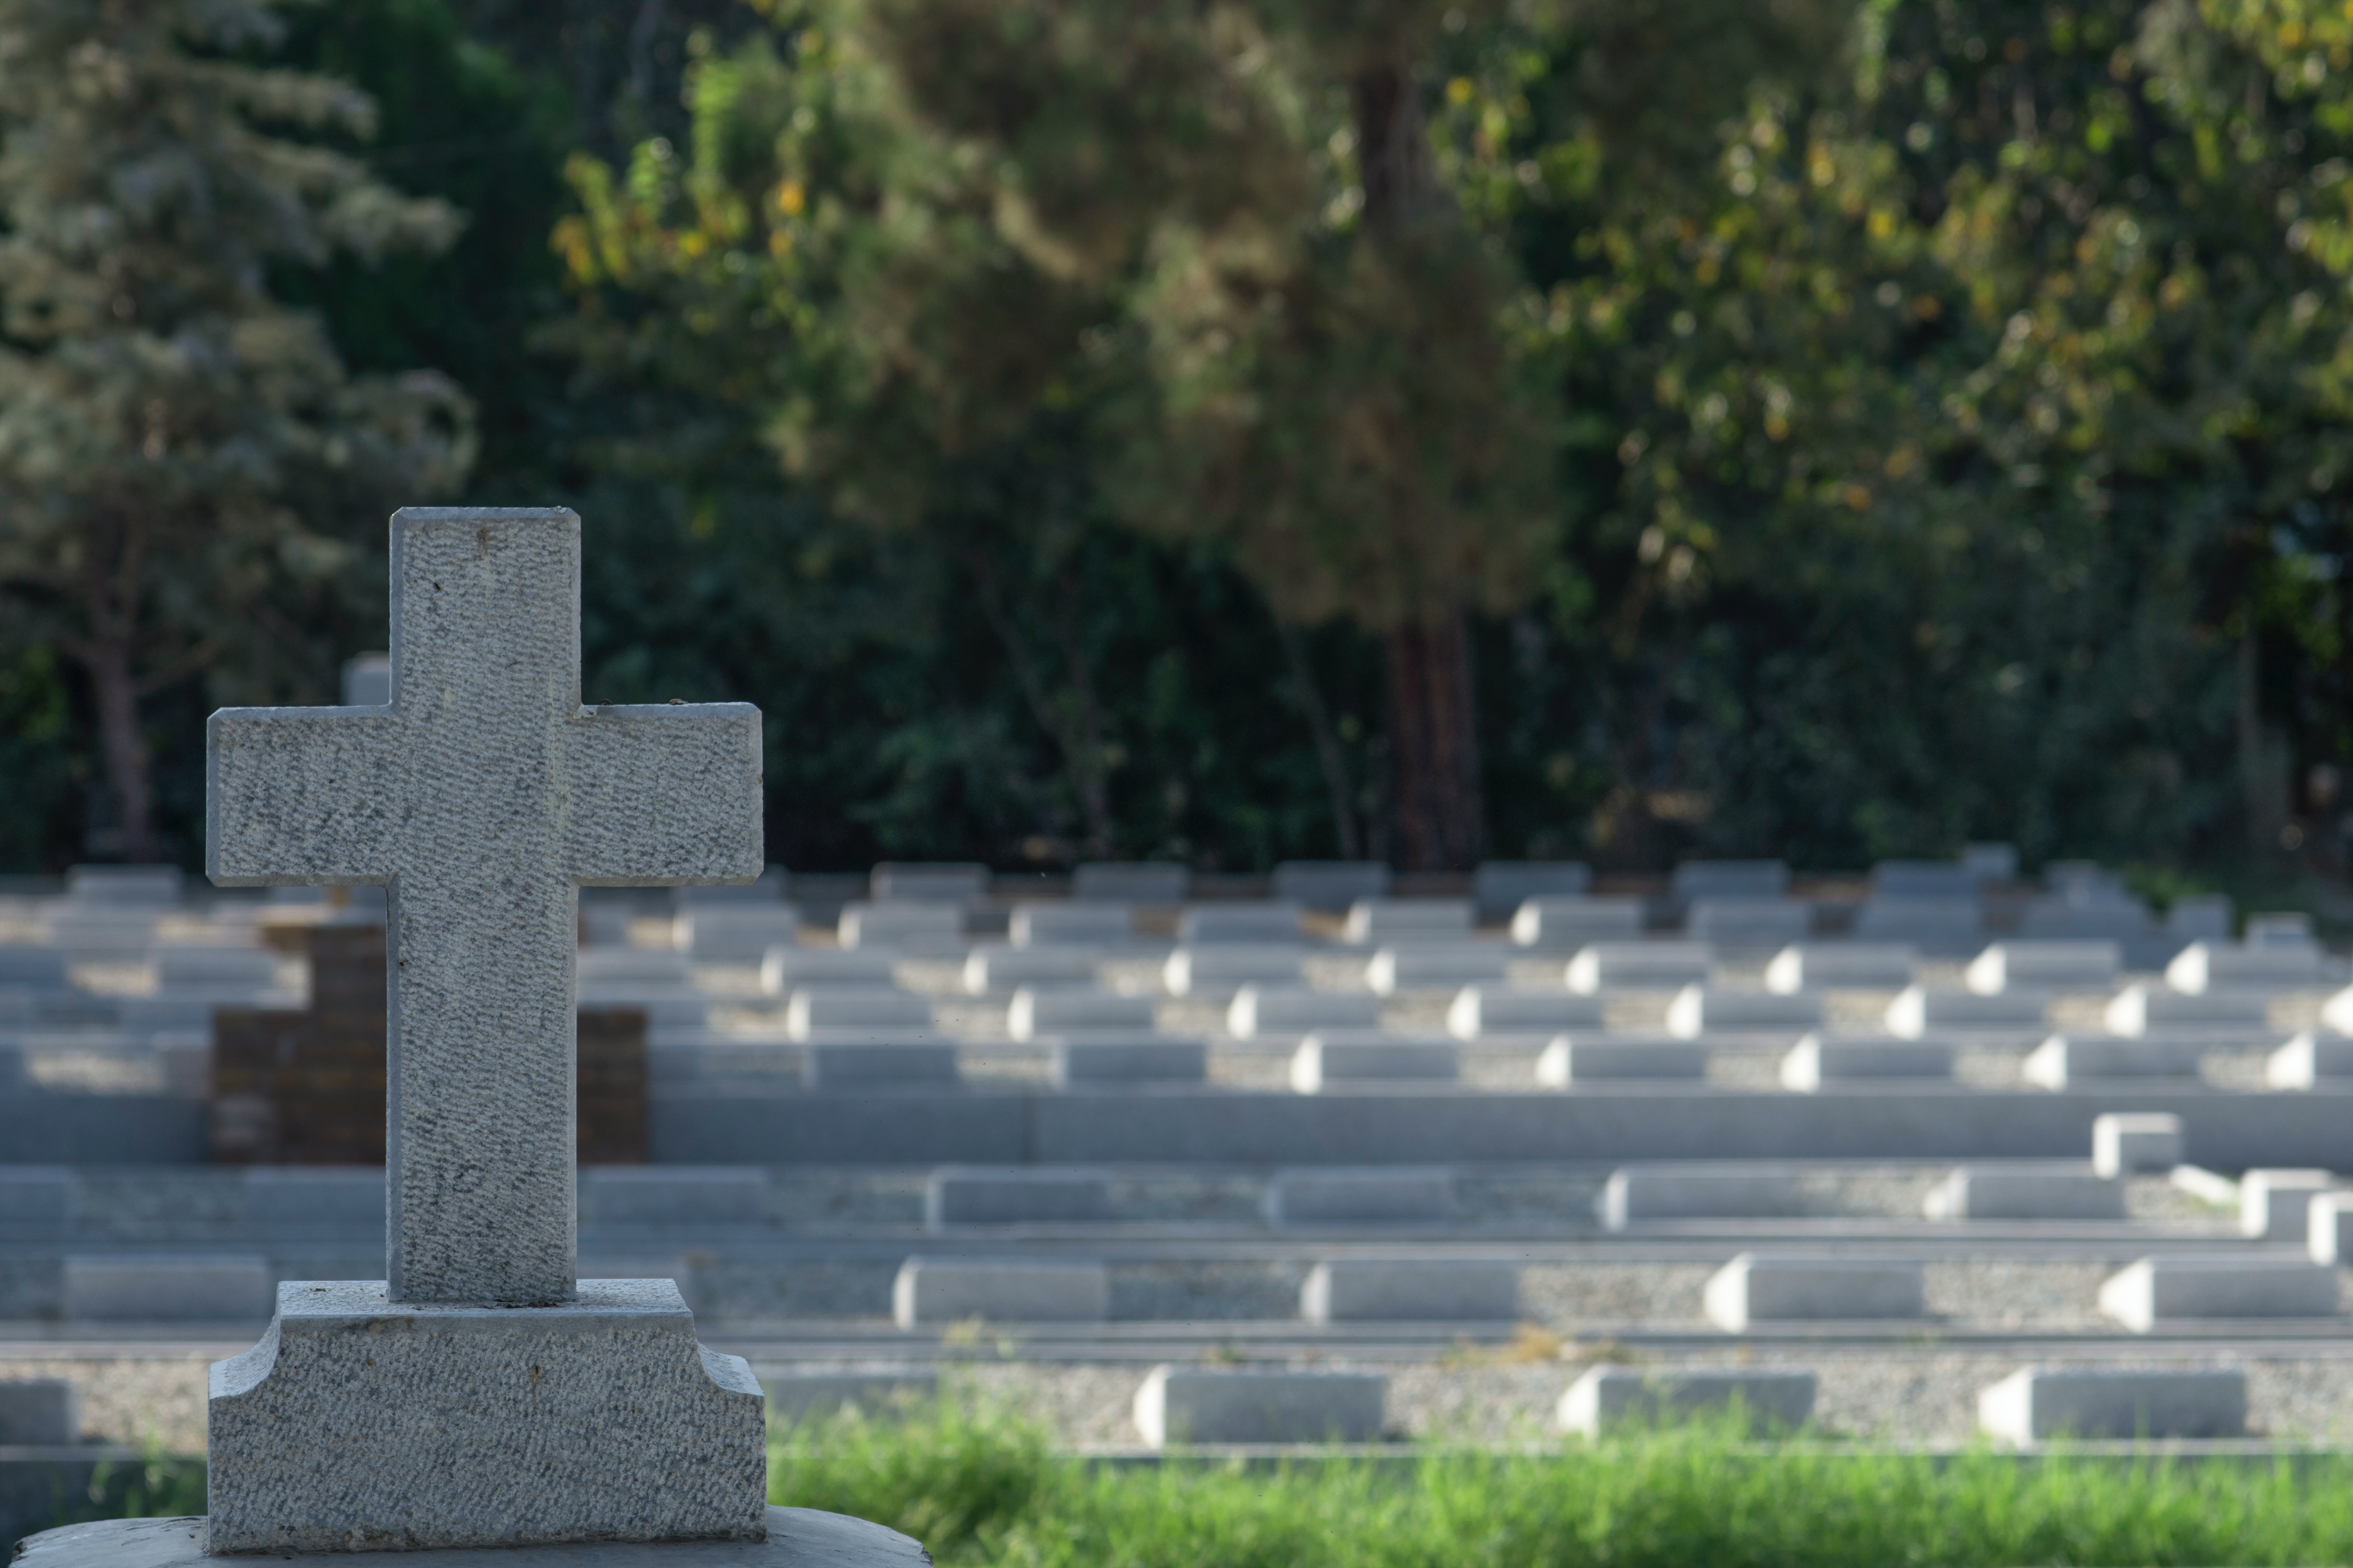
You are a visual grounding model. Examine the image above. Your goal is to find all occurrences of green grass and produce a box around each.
[15,1446,207,1542]
[770,1405,2353,1568]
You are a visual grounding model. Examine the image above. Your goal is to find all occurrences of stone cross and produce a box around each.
[207,508,761,1305]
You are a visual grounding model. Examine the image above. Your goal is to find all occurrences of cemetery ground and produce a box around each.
[17,1399,2353,1566]
[17,760,2353,1556]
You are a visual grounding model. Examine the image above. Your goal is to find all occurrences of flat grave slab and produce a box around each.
[868,863,986,905]
[1162,945,1306,996]
[1177,904,1304,945]
[1559,1366,1815,1436]
[1666,984,1822,1038]
[1265,1167,1452,1225]
[1850,898,1983,955]
[963,946,1097,996]
[891,1257,1109,1325]
[1977,1366,2246,1443]
[1364,943,1511,995]
[838,902,964,956]
[1537,1037,1710,1084]
[925,1168,1112,1227]
[243,1167,386,1227]
[1508,897,1642,951]
[1566,942,1712,995]
[1965,942,2120,994]
[786,987,933,1040]
[1290,1031,1459,1091]
[1885,987,2047,1037]
[0,1377,77,1444]
[1686,899,1810,948]
[1300,1258,1518,1322]
[1922,1165,2124,1221]
[1765,944,1917,993]
[2267,1030,2353,1087]
[2092,1112,2183,1176]
[802,1040,960,1087]
[64,1254,273,1321]
[1228,986,1381,1039]
[1132,1364,1385,1446]
[1051,1036,1208,1086]
[582,1167,768,1226]
[2240,1169,2336,1241]
[652,1082,2353,1169]
[2098,1255,2342,1330]
[1446,985,1603,1040]
[675,908,803,964]
[1602,1166,1801,1228]
[1010,902,1138,947]
[2103,984,2269,1035]
[1342,899,1472,945]
[2021,1033,2210,1088]
[2166,942,2324,994]
[761,948,897,994]
[1704,1254,1926,1330]
[1780,1035,1955,1089]
[1009,988,1153,1040]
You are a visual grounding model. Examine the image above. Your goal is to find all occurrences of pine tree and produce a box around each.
[0,0,473,862]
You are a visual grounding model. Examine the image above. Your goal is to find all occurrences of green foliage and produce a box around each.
[0,642,82,871]
[0,0,472,860]
[769,1405,2353,1568]
[1450,0,2353,865]
[13,0,2353,876]
[20,1447,208,1539]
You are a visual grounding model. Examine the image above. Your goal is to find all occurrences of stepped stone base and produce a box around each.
[15,1507,927,1566]
[205,1280,765,1553]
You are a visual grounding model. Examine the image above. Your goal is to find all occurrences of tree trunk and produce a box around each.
[1386,615,1483,871]
[86,635,160,864]
[1349,58,1441,237]
[1352,58,1488,872]
[1275,617,1362,859]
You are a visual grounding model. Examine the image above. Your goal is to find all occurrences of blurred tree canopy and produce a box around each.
[0,0,471,863]
[3,0,2352,878]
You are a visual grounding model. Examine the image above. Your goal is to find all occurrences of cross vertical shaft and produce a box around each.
[209,508,763,1304]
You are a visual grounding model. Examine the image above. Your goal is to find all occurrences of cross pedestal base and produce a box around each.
[15,1508,926,1566]
[202,1280,768,1554]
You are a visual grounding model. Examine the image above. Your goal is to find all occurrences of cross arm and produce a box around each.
[559,703,764,886]
[207,707,403,886]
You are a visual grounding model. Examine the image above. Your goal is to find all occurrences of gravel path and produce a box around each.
[21,1339,2353,1455]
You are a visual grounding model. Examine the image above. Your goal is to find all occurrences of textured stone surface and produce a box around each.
[207,509,762,1305]
[205,1280,766,1553]
[1559,1366,1817,1436]
[1132,1365,1387,1446]
[15,1507,928,1567]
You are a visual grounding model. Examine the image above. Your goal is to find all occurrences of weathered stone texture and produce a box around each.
[205,1280,766,1553]
[206,508,760,1305]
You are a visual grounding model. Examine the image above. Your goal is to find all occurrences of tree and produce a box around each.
[556,0,1834,870]
[0,0,472,863]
